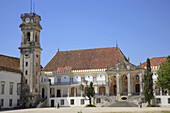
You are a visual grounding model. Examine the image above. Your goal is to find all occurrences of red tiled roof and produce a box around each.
[0,54,20,70]
[43,47,126,71]
[140,57,167,68]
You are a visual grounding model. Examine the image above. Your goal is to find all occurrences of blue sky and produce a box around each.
[0,0,170,67]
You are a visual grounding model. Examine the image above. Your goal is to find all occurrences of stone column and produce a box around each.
[67,87,70,97]
[128,73,132,96]
[116,73,120,96]
[55,87,56,97]
[139,73,143,96]
[105,74,109,96]
[160,88,162,96]
[81,90,83,97]
[74,87,76,97]
[47,85,50,99]
[62,88,63,97]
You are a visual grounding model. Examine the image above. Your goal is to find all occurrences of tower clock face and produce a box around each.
[25,17,30,23]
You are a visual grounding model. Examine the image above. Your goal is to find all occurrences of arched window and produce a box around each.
[27,32,30,41]
[136,75,139,82]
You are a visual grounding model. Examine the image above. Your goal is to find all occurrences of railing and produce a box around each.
[52,82,80,85]
[42,80,106,86]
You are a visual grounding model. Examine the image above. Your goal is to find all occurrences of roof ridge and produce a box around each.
[151,56,167,59]
[59,47,117,52]
[0,54,19,60]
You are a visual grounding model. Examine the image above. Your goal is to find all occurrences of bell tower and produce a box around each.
[19,12,42,105]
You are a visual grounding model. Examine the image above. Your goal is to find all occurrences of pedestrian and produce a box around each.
[57,103,60,109]
[140,102,142,108]
[56,102,58,108]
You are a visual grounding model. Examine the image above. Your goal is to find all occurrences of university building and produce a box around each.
[0,55,21,108]
[0,11,170,108]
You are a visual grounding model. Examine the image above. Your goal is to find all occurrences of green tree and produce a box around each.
[85,82,95,106]
[157,56,170,93]
[144,58,153,105]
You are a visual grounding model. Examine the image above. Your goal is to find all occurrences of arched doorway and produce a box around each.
[109,75,116,95]
[51,100,54,107]
[42,88,45,98]
[113,85,117,95]
[121,75,128,95]
[99,86,106,95]
[133,75,140,95]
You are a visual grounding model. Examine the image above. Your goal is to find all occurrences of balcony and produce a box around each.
[52,82,80,86]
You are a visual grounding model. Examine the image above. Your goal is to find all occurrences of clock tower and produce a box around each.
[19,12,42,106]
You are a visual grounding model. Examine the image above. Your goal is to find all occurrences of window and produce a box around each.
[156,98,161,104]
[36,63,38,67]
[168,98,170,104]
[25,79,27,84]
[136,75,139,82]
[81,99,84,105]
[26,62,28,66]
[9,82,14,95]
[25,70,28,75]
[57,78,61,83]
[17,83,21,95]
[70,77,73,83]
[96,98,101,103]
[1,81,5,94]
[81,77,85,82]
[17,99,20,105]
[64,77,66,79]
[27,32,30,42]
[1,99,4,107]
[9,99,12,106]
[70,99,74,105]
[60,99,64,105]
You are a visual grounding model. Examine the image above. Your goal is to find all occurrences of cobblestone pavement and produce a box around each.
[1,107,170,113]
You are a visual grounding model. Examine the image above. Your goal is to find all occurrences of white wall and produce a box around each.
[73,75,81,82]
[97,74,105,81]
[155,96,170,106]
[49,97,89,107]
[61,76,70,82]
[85,75,93,82]
[0,71,21,108]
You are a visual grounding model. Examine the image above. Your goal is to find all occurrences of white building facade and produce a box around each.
[141,57,170,107]
[0,55,21,109]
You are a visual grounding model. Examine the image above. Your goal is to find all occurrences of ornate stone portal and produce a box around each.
[106,56,145,100]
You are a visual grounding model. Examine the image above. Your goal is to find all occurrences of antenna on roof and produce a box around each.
[116,40,118,47]
[33,1,35,13]
[30,0,33,13]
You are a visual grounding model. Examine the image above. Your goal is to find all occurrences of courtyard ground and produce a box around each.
[1,107,170,113]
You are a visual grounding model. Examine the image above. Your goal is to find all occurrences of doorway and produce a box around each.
[135,84,140,94]
[51,100,54,107]
[113,85,117,95]
[57,89,61,97]
[42,88,45,98]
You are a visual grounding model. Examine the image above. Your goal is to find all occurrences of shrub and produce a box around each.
[85,104,96,107]
[147,104,153,107]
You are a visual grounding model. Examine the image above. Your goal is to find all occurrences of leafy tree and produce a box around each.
[85,82,95,106]
[157,56,170,93]
[144,58,153,105]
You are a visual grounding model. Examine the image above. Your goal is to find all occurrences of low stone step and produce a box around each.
[107,101,137,107]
